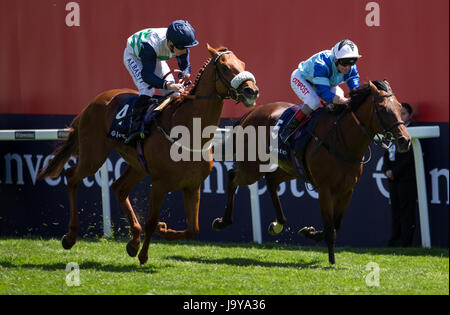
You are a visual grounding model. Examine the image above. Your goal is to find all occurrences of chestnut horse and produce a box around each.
[212,80,411,264]
[37,45,259,265]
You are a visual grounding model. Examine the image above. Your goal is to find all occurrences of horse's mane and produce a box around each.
[348,80,390,109]
[326,80,390,114]
[172,46,229,106]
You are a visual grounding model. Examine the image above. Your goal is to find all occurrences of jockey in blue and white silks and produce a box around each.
[280,39,362,143]
[123,20,199,144]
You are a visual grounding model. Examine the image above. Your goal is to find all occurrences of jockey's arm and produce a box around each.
[315,83,349,105]
[345,66,361,91]
[139,43,166,89]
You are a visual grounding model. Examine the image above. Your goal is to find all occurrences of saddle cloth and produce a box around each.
[275,105,323,179]
[107,95,162,143]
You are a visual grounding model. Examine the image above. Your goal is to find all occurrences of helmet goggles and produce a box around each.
[338,58,358,66]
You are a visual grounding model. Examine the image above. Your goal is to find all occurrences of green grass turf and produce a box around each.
[0,237,448,295]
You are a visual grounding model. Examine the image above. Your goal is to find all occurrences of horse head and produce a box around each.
[207,44,259,107]
[368,80,411,152]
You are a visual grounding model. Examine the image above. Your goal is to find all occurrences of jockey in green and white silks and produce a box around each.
[280,39,362,143]
[123,20,199,144]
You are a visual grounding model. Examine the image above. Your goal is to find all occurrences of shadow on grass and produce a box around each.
[163,255,333,270]
[154,240,449,258]
[0,260,160,274]
[2,236,447,259]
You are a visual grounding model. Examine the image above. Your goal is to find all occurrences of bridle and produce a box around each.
[213,51,244,102]
[351,92,405,149]
[190,50,256,103]
[153,51,256,153]
[181,50,256,104]
[311,91,405,164]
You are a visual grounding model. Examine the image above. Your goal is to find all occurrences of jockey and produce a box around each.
[280,39,362,143]
[123,20,199,144]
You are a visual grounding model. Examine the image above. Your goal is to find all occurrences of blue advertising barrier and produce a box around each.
[0,114,448,247]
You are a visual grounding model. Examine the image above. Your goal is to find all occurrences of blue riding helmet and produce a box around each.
[167,20,199,48]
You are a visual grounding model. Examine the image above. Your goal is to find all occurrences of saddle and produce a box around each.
[275,105,324,181]
[107,94,172,144]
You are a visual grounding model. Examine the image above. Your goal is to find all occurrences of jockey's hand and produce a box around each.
[333,95,350,105]
[166,82,186,94]
[182,73,191,83]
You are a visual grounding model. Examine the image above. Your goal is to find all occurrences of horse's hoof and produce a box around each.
[268,222,283,235]
[212,218,228,231]
[138,252,148,266]
[126,241,139,257]
[298,226,315,238]
[157,221,167,232]
[61,234,75,250]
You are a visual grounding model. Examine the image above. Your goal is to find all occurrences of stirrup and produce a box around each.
[124,131,142,144]
[280,121,301,143]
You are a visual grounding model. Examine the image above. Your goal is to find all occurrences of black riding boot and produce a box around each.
[124,95,150,144]
[279,110,308,143]
[279,118,302,143]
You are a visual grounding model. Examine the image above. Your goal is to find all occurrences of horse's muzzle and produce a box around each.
[241,85,259,107]
[396,135,411,153]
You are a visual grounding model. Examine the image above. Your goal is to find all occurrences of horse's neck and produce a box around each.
[340,99,375,159]
[172,64,224,133]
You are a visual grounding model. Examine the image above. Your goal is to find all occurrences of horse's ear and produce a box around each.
[207,43,218,58]
[368,81,379,95]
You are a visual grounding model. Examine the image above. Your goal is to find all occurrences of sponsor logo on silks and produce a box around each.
[292,78,310,95]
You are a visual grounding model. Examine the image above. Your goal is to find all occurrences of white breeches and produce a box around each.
[290,69,344,111]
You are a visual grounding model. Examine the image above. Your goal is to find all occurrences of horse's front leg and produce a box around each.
[158,186,201,241]
[318,190,337,264]
[138,182,167,265]
[111,166,145,257]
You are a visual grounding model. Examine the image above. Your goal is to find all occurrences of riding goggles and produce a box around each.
[338,58,358,66]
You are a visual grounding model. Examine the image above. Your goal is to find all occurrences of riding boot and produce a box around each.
[279,109,307,143]
[124,95,151,144]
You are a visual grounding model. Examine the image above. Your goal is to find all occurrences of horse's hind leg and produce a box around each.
[266,170,293,235]
[62,165,80,249]
[138,181,167,265]
[157,186,201,241]
[62,154,109,249]
[62,133,111,249]
[212,169,238,231]
[111,166,146,257]
[212,162,264,231]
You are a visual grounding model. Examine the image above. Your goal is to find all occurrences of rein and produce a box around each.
[353,93,405,149]
[311,92,403,164]
[183,50,256,103]
[153,50,255,153]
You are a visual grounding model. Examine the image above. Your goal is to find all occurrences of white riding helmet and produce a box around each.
[332,39,362,60]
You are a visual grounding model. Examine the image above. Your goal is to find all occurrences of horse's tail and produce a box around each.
[37,116,80,180]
